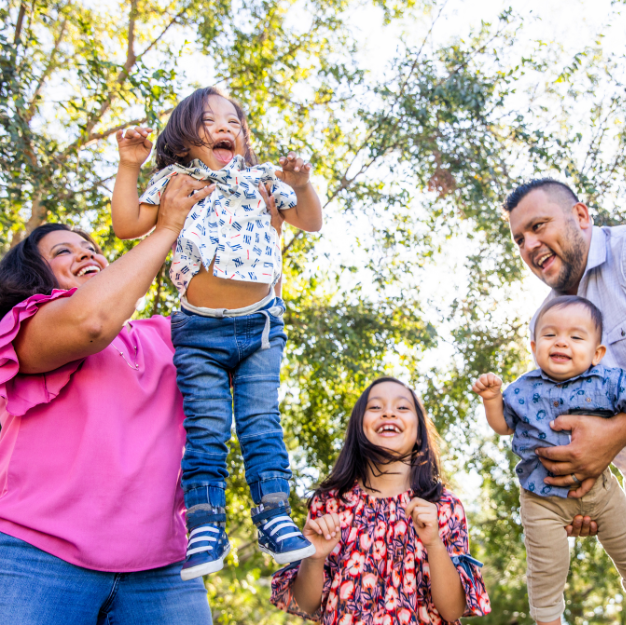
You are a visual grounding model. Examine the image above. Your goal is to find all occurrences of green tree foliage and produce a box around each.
[5,0,626,621]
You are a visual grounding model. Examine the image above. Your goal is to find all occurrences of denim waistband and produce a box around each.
[180,292,281,350]
[180,291,276,318]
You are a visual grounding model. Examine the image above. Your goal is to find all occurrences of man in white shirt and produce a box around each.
[505,178,626,534]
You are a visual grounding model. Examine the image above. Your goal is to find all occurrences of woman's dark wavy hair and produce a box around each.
[0,223,101,321]
[313,377,444,504]
[155,86,257,170]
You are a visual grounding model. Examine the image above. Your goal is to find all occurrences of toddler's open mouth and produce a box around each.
[213,139,235,164]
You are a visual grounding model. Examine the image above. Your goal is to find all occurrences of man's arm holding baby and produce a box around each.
[472,373,514,436]
[276,152,323,232]
[537,413,626,497]
[112,127,161,239]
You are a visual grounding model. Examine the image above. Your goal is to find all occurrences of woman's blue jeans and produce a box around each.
[0,532,212,624]
[171,296,292,509]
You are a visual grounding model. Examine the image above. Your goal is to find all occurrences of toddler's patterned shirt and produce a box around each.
[139,155,296,296]
[503,364,626,498]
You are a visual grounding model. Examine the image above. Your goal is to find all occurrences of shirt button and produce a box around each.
[622,329,625,337]
[586,397,591,402]
[553,401,559,407]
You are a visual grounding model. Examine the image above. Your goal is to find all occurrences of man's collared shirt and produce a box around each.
[139,156,296,296]
[530,225,626,471]
[504,364,626,498]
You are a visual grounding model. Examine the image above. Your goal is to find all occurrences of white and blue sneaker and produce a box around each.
[181,504,231,581]
[251,495,315,565]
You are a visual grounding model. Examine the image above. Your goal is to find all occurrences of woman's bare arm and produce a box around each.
[15,176,214,374]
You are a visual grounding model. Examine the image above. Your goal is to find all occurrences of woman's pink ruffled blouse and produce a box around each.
[271,485,491,624]
[0,290,187,572]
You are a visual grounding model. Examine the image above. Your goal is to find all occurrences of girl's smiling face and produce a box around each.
[38,230,108,290]
[186,95,247,170]
[362,381,419,456]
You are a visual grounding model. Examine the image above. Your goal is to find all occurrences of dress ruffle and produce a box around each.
[0,289,82,417]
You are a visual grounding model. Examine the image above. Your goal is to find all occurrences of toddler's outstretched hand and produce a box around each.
[303,512,341,561]
[276,152,312,191]
[116,127,153,168]
[405,497,441,548]
[472,373,503,400]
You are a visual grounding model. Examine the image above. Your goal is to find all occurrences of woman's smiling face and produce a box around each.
[38,230,108,290]
[362,381,419,456]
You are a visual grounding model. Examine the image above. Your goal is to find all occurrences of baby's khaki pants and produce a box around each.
[520,469,626,623]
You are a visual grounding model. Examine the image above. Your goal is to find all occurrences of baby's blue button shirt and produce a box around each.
[503,364,626,498]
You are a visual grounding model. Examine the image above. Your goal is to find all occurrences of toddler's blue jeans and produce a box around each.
[171,294,291,510]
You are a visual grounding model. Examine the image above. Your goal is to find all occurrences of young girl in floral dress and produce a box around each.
[271,377,491,624]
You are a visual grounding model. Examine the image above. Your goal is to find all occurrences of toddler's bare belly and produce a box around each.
[185,261,272,309]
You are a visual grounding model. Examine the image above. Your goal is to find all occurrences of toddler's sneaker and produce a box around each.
[251,494,315,564]
[181,504,231,581]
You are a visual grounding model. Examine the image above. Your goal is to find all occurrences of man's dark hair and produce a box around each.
[0,223,101,321]
[535,295,603,340]
[155,86,257,170]
[504,178,579,213]
[311,376,444,504]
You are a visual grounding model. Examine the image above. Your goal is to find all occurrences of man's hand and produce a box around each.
[472,373,503,400]
[405,497,441,548]
[303,513,342,561]
[566,515,598,537]
[276,152,312,192]
[116,126,153,169]
[537,413,626,498]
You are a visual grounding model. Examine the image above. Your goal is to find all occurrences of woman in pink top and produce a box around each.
[0,174,219,625]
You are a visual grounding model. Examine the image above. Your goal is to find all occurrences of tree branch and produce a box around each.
[72,109,173,149]
[60,3,186,159]
[13,2,26,45]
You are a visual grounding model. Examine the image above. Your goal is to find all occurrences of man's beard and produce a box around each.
[548,218,587,292]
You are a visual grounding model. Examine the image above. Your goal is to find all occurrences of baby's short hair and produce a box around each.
[535,295,603,340]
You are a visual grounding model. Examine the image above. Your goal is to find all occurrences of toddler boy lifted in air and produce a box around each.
[473,295,626,625]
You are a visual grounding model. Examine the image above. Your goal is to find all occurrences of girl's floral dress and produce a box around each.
[271,485,491,624]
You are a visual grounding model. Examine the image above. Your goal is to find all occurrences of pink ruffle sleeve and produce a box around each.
[0,289,82,418]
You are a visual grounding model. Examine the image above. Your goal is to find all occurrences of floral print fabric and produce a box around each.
[271,485,491,624]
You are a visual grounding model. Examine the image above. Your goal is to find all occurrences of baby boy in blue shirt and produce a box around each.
[473,295,626,625]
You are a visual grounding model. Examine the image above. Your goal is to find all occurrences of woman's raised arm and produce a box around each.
[14,176,214,374]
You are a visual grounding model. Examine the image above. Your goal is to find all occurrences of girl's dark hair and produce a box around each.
[313,377,444,504]
[155,86,257,170]
[0,223,101,321]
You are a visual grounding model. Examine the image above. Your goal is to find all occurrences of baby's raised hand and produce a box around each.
[302,512,341,561]
[472,373,503,400]
[116,126,153,168]
[276,152,312,191]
